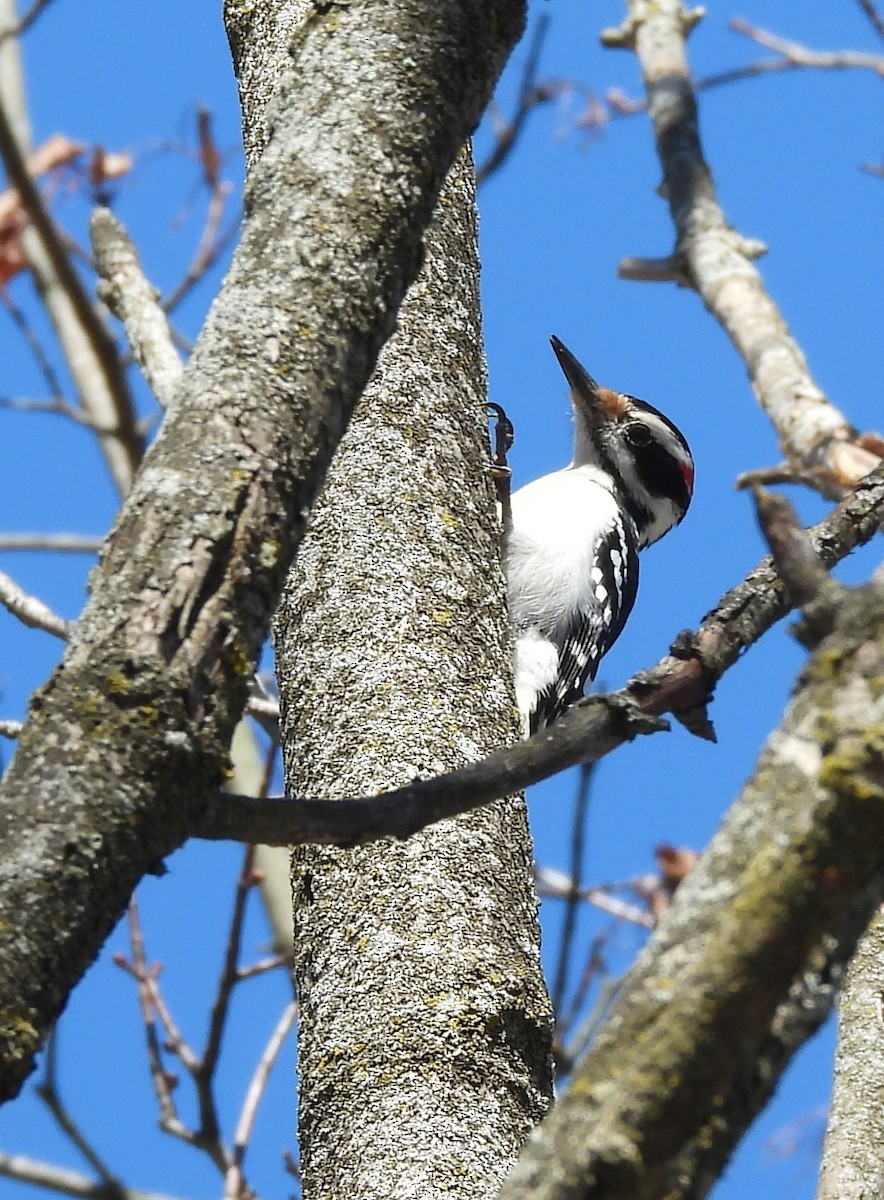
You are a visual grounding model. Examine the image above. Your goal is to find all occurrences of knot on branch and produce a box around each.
[581,691,670,740]
[627,631,717,742]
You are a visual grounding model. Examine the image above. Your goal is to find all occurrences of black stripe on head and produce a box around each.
[623,395,693,514]
[628,395,691,458]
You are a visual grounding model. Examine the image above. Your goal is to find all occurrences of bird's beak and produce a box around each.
[550,335,626,419]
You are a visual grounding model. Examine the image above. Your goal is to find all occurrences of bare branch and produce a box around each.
[550,764,594,1016]
[477,16,552,185]
[116,901,231,1172]
[91,208,183,410]
[0,393,119,432]
[160,216,238,316]
[119,859,288,1191]
[36,1035,127,1198]
[199,848,258,1111]
[607,2,883,492]
[191,460,884,848]
[0,532,103,553]
[6,0,57,39]
[0,567,69,637]
[0,719,22,738]
[245,690,280,733]
[161,108,237,315]
[735,462,824,491]
[751,485,835,610]
[224,1000,298,1200]
[730,17,884,75]
[0,10,143,492]
[0,287,65,400]
[116,901,196,1145]
[0,1151,182,1200]
[856,0,884,43]
[535,867,653,927]
[570,24,884,141]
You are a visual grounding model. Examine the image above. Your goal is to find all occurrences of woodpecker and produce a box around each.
[504,336,694,734]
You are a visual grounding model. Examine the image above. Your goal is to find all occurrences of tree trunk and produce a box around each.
[273,147,553,1199]
[816,909,884,1200]
[0,0,524,1103]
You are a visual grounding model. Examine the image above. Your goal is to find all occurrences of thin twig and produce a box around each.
[200,846,258,1098]
[0,532,103,553]
[236,954,286,981]
[579,20,884,146]
[730,16,884,74]
[534,867,655,927]
[550,763,594,1018]
[224,1000,298,1200]
[0,567,69,637]
[9,0,56,38]
[0,287,65,400]
[558,932,612,1063]
[0,393,118,432]
[856,0,884,43]
[117,898,194,1140]
[560,963,625,1071]
[161,216,238,315]
[0,55,144,489]
[246,691,280,738]
[162,110,237,314]
[476,16,552,185]
[36,1034,127,1198]
[0,1150,182,1200]
[117,865,285,1188]
[118,910,231,1172]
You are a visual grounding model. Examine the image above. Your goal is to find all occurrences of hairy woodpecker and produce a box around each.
[505,336,694,734]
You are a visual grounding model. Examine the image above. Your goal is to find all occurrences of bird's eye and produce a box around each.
[625,423,652,448]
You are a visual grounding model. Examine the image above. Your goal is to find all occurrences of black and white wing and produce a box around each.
[529,522,639,732]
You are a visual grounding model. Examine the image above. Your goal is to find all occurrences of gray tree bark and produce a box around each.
[816,908,884,1200]
[0,0,524,1102]
[500,572,884,1200]
[272,145,554,1199]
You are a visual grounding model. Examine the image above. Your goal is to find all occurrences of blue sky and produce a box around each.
[2,2,883,1198]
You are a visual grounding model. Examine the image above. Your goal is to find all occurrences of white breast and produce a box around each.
[504,467,623,640]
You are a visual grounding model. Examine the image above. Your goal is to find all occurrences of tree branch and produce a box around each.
[223,1000,297,1200]
[603,1,883,493]
[191,459,884,847]
[855,0,884,43]
[0,532,103,553]
[0,566,69,637]
[0,1150,181,1200]
[730,17,884,74]
[499,528,884,1200]
[476,16,552,185]
[816,910,884,1200]
[0,0,527,1104]
[91,208,183,410]
[0,3,143,491]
